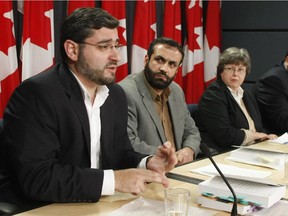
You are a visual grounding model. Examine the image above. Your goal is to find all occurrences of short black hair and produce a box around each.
[147,37,184,65]
[60,7,119,62]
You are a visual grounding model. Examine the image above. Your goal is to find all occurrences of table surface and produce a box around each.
[15,141,288,216]
[169,141,287,187]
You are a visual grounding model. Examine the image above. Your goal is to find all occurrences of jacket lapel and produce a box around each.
[58,64,91,151]
[135,72,166,143]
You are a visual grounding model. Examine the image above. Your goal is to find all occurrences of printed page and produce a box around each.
[226,148,285,170]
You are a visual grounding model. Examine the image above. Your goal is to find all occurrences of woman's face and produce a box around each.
[220,64,247,91]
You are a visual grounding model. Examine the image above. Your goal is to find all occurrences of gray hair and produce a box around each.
[217,47,251,79]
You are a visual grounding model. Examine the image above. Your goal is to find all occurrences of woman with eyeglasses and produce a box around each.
[196,47,277,155]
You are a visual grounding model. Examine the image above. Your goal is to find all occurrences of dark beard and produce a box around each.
[76,50,116,85]
[144,64,175,90]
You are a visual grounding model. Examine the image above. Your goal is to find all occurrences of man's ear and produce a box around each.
[144,54,149,66]
[64,40,79,61]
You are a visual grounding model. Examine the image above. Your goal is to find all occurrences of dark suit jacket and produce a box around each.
[255,63,288,135]
[196,79,265,153]
[1,62,144,205]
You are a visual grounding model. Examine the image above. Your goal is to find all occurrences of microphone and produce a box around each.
[200,143,238,216]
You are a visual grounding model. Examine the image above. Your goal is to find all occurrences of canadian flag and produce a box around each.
[67,1,95,15]
[163,0,183,87]
[204,0,221,87]
[21,0,54,81]
[131,0,156,74]
[0,1,20,117]
[182,0,204,104]
[102,1,128,82]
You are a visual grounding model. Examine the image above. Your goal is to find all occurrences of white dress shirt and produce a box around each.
[228,86,256,145]
[71,70,148,195]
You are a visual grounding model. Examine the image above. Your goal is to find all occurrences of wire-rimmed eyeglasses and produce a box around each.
[224,66,246,74]
[78,41,123,52]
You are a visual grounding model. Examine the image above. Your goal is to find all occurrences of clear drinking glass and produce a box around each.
[164,188,190,216]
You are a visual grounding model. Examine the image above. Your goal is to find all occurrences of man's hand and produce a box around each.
[176,147,195,165]
[114,169,168,195]
[146,141,177,174]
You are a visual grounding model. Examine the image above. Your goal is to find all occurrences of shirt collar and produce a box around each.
[227,85,244,100]
[69,69,109,104]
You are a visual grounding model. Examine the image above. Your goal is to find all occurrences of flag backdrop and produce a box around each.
[0,0,20,118]
[131,0,157,74]
[0,2,222,114]
[182,0,205,104]
[204,0,221,87]
[163,0,183,87]
[67,0,95,15]
[21,0,54,81]
[102,1,128,82]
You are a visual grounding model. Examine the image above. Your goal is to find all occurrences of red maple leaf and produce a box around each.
[205,0,221,50]
[22,1,53,51]
[118,23,127,45]
[186,1,203,50]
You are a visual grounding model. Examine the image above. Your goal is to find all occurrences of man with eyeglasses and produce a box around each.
[119,37,201,165]
[255,51,288,136]
[196,47,277,155]
[0,8,177,211]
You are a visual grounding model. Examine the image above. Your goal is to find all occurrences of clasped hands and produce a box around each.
[114,141,177,195]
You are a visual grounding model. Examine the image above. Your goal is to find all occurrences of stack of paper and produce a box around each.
[197,194,257,215]
[197,176,286,215]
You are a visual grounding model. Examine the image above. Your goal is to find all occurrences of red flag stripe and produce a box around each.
[204,0,221,87]
[21,0,54,81]
[0,0,20,117]
[102,1,128,82]
[182,0,204,103]
[163,0,183,88]
[131,0,156,74]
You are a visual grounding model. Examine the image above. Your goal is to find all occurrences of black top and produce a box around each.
[255,63,288,135]
[196,79,264,153]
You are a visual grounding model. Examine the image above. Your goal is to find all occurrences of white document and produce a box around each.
[191,164,275,185]
[108,197,217,216]
[269,132,288,144]
[226,148,285,170]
